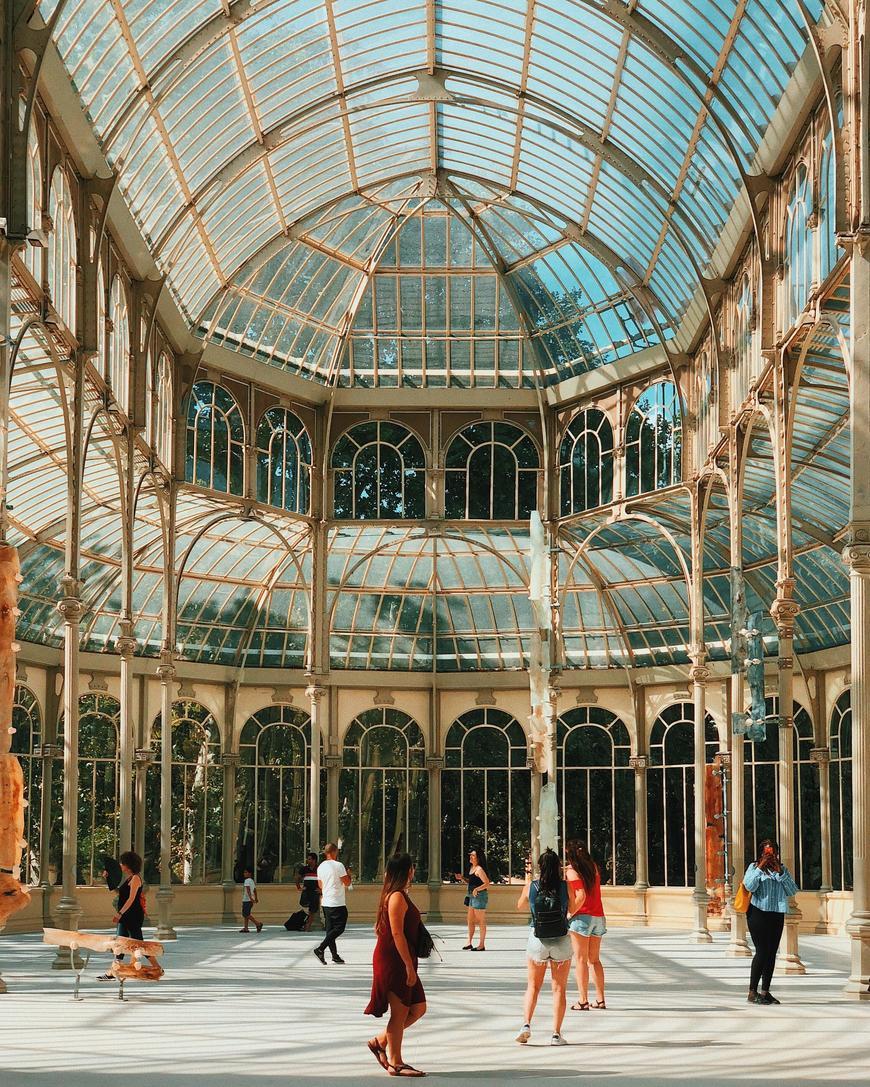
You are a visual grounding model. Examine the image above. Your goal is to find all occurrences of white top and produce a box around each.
[243,877,256,902]
[317,859,348,908]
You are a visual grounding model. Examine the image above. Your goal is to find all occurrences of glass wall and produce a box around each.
[559,409,614,515]
[11,685,43,886]
[830,689,852,891]
[445,422,539,519]
[332,421,425,519]
[76,694,120,886]
[625,381,682,496]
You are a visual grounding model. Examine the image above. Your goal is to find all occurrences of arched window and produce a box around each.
[559,409,614,515]
[236,705,314,883]
[96,261,106,380]
[145,701,223,885]
[830,689,852,891]
[155,351,173,467]
[625,381,682,496]
[256,407,312,514]
[695,348,717,465]
[819,131,837,282]
[47,167,77,332]
[647,702,718,886]
[733,274,755,408]
[743,697,821,890]
[108,275,130,411]
[77,694,120,886]
[332,421,425,519]
[445,422,539,519]
[556,706,634,884]
[339,708,428,882]
[185,381,245,494]
[784,164,812,327]
[24,121,42,282]
[11,685,42,885]
[442,707,530,883]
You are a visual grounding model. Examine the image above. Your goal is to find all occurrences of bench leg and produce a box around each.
[117,977,126,1002]
[71,948,90,1001]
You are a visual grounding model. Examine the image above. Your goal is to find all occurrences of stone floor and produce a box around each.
[0,923,867,1085]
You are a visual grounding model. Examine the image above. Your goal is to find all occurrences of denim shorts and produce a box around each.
[568,914,606,937]
[242,901,253,917]
[527,932,573,964]
[468,890,489,910]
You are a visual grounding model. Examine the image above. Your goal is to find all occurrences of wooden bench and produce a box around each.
[43,928,165,1001]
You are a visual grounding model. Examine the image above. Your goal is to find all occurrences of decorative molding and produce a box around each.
[629,755,649,772]
[575,689,598,704]
[219,753,240,767]
[116,634,137,658]
[87,673,108,692]
[15,663,27,683]
[714,751,732,769]
[425,755,445,771]
[475,688,496,706]
[34,743,62,760]
[689,665,711,685]
[271,686,294,704]
[156,663,176,684]
[177,680,196,698]
[323,753,342,769]
[373,688,395,706]
[134,748,154,765]
[306,684,327,704]
[777,656,794,670]
[809,747,830,766]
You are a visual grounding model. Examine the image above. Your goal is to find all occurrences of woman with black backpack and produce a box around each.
[515,848,572,1047]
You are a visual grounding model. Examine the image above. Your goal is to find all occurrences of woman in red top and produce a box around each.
[565,839,607,1011]
[365,853,427,1077]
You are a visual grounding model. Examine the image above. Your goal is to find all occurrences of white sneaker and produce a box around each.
[551,1033,568,1046]
[515,1025,531,1044]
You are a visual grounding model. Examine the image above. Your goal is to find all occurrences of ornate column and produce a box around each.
[426,754,444,920]
[52,580,84,967]
[629,755,649,925]
[844,538,870,996]
[771,588,805,973]
[810,747,833,897]
[116,623,136,851]
[34,742,62,927]
[306,684,327,852]
[220,752,240,924]
[529,755,541,869]
[324,753,341,846]
[155,660,176,940]
[690,660,712,943]
[727,731,752,956]
[133,747,152,862]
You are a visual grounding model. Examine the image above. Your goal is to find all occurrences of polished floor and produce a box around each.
[0,922,867,1085]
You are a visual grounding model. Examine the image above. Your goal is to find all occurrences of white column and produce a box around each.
[116,624,136,851]
[220,752,240,924]
[629,755,649,925]
[307,684,326,852]
[426,754,444,920]
[690,661,712,943]
[155,661,176,940]
[727,731,752,956]
[811,747,833,896]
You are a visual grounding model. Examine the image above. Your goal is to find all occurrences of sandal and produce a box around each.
[571,1001,590,1011]
[388,1063,426,1077]
[462,944,473,950]
[592,999,607,1009]
[367,1039,389,1070]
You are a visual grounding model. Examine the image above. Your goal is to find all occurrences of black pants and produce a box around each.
[115,916,144,962]
[747,904,785,991]
[316,906,348,959]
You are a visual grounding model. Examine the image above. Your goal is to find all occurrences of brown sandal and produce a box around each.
[389,1064,426,1077]
[367,1039,388,1070]
[592,999,607,1009]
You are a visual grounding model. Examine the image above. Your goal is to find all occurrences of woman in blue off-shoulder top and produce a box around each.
[742,838,799,1005]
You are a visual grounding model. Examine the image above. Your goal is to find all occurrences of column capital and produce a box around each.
[714,751,732,769]
[219,752,240,768]
[689,663,711,685]
[134,748,154,765]
[156,663,176,684]
[425,755,445,771]
[116,634,137,658]
[34,743,63,760]
[56,591,83,624]
[323,753,342,769]
[771,595,800,638]
[306,683,328,703]
[809,746,831,766]
[629,754,649,772]
[843,539,870,574]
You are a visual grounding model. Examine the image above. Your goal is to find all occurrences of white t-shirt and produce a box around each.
[317,859,348,908]
[243,877,256,902]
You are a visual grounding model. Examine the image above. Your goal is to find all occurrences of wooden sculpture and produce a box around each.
[43,928,165,980]
[0,544,30,923]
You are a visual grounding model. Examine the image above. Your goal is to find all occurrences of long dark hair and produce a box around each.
[469,847,488,875]
[565,839,598,892]
[756,838,781,864]
[375,853,415,935]
[537,848,562,893]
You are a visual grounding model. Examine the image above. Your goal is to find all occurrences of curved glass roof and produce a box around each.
[40,0,820,386]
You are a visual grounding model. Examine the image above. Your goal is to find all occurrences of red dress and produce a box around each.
[365,892,426,1017]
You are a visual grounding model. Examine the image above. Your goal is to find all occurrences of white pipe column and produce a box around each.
[155,659,177,940]
[116,622,136,851]
[220,752,240,923]
[690,658,712,943]
[727,729,752,956]
[629,755,649,925]
[811,746,833,897]
[426,754,443,919]
[307,683,326,852]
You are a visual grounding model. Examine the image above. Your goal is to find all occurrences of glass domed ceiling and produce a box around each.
[38,0,821,386]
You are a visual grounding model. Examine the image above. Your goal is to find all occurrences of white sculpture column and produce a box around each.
[155,660,177,940]
[629,755,649,925]
[690,660,712,943]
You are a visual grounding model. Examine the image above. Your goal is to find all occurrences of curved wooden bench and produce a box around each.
[43,928,165,1000]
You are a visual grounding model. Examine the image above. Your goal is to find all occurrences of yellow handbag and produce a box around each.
[733,883,751,914]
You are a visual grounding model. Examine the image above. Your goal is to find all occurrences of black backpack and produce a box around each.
[284,910,307,931]
[532,880,568,939]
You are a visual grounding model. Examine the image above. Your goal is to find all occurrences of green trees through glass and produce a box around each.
[445,422,539,519]
[625,381,682,496]
[256,407,312,513]
[185,381,245,494]
[332,421,425,519]
[830,689,852,890]
[11,685,43,885]
[559,409,614,514]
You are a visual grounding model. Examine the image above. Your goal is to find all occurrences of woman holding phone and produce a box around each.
[455,848,491,951]
[741,839,798,1005]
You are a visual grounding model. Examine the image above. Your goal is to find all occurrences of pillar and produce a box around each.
[35,742,61,927]
[116,625,136,852]
[811,747,833,897]
[155,661,176,940]
[727,731,752,956]
[133,747,150,862]
[220,752,239,924]
[307,684,327,852]
[844,540,870,996]
[629,755,649,925]
[52,580,83,968]
[325,754,341,846]
[690,661,712,943]
[426,755,444,921]
[772,589,805,973]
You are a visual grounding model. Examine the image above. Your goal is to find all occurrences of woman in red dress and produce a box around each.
[365,853,427,1077]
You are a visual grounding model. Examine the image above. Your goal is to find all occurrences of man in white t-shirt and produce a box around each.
[313,843,352,964]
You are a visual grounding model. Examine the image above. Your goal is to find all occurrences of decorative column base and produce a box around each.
[690,888,712,943]
[631,883,648,926]
[426,881,443,923]
[221,880,237,925]
[155,887,177,941]
[777,904,805,974]
[843,915,870,999]
[726,909,752,957]
[51,897,84,970]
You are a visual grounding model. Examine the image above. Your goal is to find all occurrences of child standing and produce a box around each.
[240,867,263,933]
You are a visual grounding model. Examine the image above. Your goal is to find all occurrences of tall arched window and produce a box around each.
[559,409,614,515]
[442,707,531,883]
[695,348,717,465]
[339,708,428,882]
[47,167,77,332]
[24,121,42,282]
[96,260,106,380]
[819,130,837,282]
[332,421,425,519]
[155,351,173,467]
[648,702,718,886]
[11,685,42,885]
[556,706,634,884]
[830,689,852,891]
[145,701,223,885]
[733,274,755,408]
[236,705,314,883]
[185,381,245,494]
[784,164,812,327]
[625,381,682,496]
[77,694,120,886]
[108,275,130,412]
[445,422,539,519]
[256,407,312,514]
[743,697,821,890]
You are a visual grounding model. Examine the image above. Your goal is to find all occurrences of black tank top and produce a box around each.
[118,876,144,922]
[468,871,483,893]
